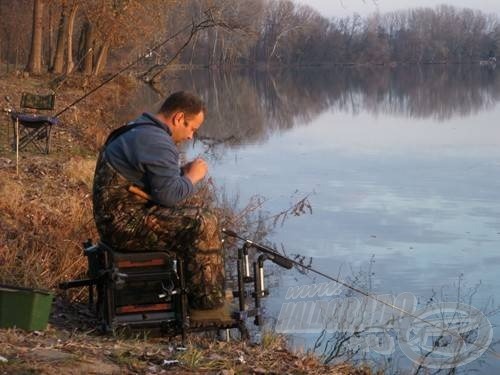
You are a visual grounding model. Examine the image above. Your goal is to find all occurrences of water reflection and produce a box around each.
[125,66,500,145]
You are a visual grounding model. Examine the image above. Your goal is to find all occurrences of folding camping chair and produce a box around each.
[10,92,59,154]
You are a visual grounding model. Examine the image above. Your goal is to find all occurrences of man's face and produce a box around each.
[171,111,204,144]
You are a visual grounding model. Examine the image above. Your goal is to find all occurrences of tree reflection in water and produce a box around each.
[123,66,500,149]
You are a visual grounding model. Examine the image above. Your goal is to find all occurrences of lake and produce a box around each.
[124,65,500,373]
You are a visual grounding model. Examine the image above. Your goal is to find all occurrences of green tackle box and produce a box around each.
[0,284,53,331]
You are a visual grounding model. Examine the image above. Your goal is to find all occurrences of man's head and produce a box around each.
[157,91,206,144]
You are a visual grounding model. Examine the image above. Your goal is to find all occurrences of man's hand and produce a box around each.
[183,158,208,185]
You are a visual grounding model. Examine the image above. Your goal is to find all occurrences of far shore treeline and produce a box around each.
[0,0,499,76]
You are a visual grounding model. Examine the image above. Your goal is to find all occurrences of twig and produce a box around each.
[245,193,313,227]
[143,7,245,83]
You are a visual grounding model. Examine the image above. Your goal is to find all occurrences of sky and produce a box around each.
[298,0,500,18]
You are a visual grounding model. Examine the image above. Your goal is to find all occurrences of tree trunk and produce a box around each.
[3,31,8,67]
[15,45,19,71]
[81,21,94,75]
[212,28,219,65]
[93,39,110,76]
[220,36,225,64]
[26,0,44,74]
[0,29,2,70]
[65,3,78,74]
[190,33,198,66]
[51,0,67,73]
[48,3,53,65]
[0,36,3,74]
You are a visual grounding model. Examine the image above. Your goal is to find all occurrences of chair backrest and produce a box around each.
[20,92,55,111]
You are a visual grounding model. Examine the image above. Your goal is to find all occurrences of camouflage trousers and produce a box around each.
[93,153,224,309]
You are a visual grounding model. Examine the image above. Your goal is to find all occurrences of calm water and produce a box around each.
[125,66,500,373]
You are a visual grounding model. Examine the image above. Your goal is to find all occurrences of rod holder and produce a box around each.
[237,247,246,316]
[253,262,261,326]
[243,244,251,280]
[258,255,266,295]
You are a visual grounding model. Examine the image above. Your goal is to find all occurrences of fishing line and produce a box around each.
[222,229,500,361]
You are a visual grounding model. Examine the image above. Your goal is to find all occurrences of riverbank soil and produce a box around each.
[0,298,372,374]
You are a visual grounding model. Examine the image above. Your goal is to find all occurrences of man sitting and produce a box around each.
[92,92,224,310]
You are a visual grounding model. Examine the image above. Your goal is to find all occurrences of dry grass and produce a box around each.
[0,326,376,374]
[0,156,97,289]
[0,73,122,291]
[169,334,376,374]
[63,157,96,190]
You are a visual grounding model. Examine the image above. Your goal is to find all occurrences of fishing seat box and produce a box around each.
[95,243,182,333]
[61,241,245,338]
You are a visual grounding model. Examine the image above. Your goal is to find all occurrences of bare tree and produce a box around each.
[80,20,94,75]
[26,0,45,74]
[51,0,67,73]
[65,1,78,73]
[2,1,498,73]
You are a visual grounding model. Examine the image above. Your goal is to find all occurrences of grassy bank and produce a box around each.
[0,73,121,290]
[0,322,373,374]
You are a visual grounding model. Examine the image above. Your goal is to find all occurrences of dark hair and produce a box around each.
[158,91,206,118]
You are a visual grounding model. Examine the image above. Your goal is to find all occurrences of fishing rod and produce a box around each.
[221,228,500,361]
[223,229,412,306]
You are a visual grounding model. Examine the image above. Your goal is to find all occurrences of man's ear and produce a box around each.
[173,112,185,127]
